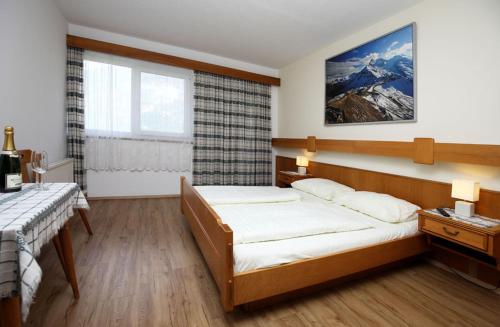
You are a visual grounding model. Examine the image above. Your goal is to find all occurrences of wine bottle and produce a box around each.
[0,126,22,193]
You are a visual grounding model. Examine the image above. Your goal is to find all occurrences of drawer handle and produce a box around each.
[442,226,460,237]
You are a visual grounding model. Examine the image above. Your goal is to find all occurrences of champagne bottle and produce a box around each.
[0,126,22,193]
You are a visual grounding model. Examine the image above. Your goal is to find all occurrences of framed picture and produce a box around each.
[325,23,416,125]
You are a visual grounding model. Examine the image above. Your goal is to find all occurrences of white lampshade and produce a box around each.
[296,156,309,167]
[451,180,480,202]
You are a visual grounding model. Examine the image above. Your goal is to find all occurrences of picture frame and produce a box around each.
[325,23,416,126]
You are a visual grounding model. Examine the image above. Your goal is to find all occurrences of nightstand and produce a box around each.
[277,171,313,188]
[418,209,500,270]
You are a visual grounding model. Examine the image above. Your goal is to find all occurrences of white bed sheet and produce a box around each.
[194,185,300,205]
[289,188,331,204]
[232,189,419,273]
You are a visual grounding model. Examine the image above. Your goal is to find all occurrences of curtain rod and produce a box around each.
[67,35,280,86]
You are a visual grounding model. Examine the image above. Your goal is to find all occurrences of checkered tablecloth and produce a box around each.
[0,183,88,320]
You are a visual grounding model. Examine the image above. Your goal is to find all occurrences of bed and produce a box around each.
[180,175,429,311]
[221,189,420,273]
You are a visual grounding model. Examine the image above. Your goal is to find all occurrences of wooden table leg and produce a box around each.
[78,208,93,236]
[0,296,21,327]
[52,236,70,282]
[59,222,80,299]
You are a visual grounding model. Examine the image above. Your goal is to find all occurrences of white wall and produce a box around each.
[277,0,500,191]
[70,25,280,197]
[0,0,68,163]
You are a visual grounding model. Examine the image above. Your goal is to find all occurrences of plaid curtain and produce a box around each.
[193,71,272,186]
[66,47,86,191]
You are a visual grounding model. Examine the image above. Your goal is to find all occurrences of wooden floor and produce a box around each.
[27,198,500,327]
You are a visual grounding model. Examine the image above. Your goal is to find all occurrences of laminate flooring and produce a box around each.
[26,198,500,326]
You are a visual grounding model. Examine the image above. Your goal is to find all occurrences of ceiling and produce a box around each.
[56,0,421,69]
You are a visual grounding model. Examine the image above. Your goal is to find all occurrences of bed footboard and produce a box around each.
[232,234,428,305]
[180,177,234,311]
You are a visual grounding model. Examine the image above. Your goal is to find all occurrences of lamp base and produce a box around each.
[455,200,475,217]
[297,167,307,175]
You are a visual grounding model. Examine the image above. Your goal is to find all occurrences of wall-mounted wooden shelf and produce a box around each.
[272,137,500,167]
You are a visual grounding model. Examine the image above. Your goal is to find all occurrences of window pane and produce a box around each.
[84,60,132,133]
[140,72,185,134]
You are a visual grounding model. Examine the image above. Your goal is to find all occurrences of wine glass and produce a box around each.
[31,151,40,189]
[31,151,48,190]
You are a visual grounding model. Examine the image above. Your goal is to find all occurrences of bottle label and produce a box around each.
[5,173,22,189]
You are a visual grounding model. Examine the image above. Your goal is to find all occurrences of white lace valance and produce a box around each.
[85,137,192,172]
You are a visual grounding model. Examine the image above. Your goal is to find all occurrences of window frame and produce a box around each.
[83,51,194,142]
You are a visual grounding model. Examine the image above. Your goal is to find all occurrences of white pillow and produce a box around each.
[291,178,354,201]
[334,191,420,223]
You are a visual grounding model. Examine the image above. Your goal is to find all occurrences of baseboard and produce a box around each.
[87,194,180,200]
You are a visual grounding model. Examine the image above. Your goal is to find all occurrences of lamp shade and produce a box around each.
[451,180,480,202]
[296,156,309,167]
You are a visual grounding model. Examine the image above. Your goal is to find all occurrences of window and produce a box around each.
[83,51,192,140]
[140,72,185,135]
[84,60,132,133]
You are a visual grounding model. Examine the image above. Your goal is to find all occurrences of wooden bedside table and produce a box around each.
[277,171,313,188]
[418,209,500,270]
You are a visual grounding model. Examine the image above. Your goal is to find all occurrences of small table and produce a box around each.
[418,209,500,270]
[0,183,88,326]
[277,171,313,187]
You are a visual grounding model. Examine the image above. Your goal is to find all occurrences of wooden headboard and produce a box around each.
[276,156,500,220]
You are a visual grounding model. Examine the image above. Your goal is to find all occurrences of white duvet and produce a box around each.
[194,186,300,205]
[213,202,373,244]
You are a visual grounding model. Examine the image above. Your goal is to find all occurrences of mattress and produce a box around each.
[231,189,419,273]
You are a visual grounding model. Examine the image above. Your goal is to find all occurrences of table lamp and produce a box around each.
[451,179,480,217]
[296,156,309,175]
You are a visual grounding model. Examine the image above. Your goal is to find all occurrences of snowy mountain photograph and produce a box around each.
[325,24,415,125]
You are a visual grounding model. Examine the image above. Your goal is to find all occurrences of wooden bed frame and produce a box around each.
[181,177,427,310]
[182,160,467,310]
[181,155,500,310]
